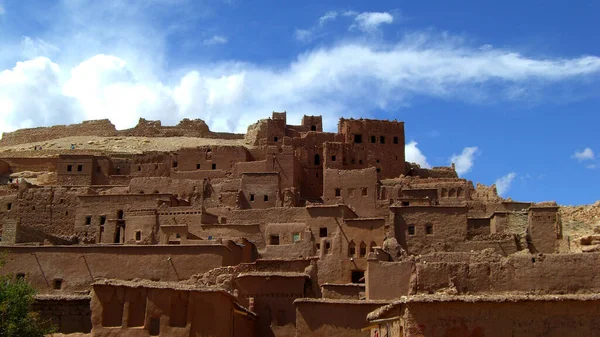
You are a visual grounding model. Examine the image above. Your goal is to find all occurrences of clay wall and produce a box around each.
[171,146,250,173]
[234,160,267,177]
[265,146,301,190]
[392,206,468,254]
[467,217,491,237]
[263,223,314,258]
[321,284,365,300]
[0,244,246,294]
[125,209,158,244]
[186,223,264,247]
[235,274,307,337]
[0,192,18,239]
[529,206,561,253]
[240,172,281,209]
[301,115,323,132]
[91,284,255,337]
[323,167,377,216]
[129,177,204,201]
[366,260,414,300]
[337,118,405,180]
[56,155,95,185]
[0,119,117,146]
[295,299,386,337]
[0,157,58,173]
[33,296,92,334]
[401,298,600,337]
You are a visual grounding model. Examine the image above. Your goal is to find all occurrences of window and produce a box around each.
[335,188,341,197]
[32,205,35,211]
[331,155,336,161]
[77,165,83,172]
[314,154,321,166]
[212,163,216,170]
[354,134,362,143]
[358,160,363,165]
[359,242,367,257]
[426,224,433,235]
[380,136,385,144]
[292,233,301,243]
[175,233,181,239]
[117,210,124,220]
[370,241,377,253]
[53,279,63,290]
[269,235,280,245]
[351,158,355,164]
[6,203,11,210]
[408,225,415,235]
[361,187,368,196]
[370,135,376,143]
[319,227,328,238]
[348,241,356,257]
[376,168,381,173]
[85,216,91,225]
[348,188,355,197]
[263,195,269,202]
[402,201,409,206]
[100,215,106,225]
[250,194,255,201]
[274,136,279,142]
[67,165,72,172]
[316,243,321,251]
[137,165,141,171]
[97,166,102,173]
[149,317,160,336]
[393,136,399,144]
[351,270,364,284]
[325,241,331,252]
[196,163,201,169]
[135,231,141,241]
[311,125,317,131]
[16,273,25,280]
[172,161,178,168]
[59,198,64,204]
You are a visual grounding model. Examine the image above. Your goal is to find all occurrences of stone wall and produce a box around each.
[33,295,91,334]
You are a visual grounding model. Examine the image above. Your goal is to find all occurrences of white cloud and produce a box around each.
[319,11,338,26]
[495,172,517,196]
[450,147,479,175]
[573,147,595,161]
[294,29,314,43]
[351,12,394,33]
[21,37,61,59]
[405,141,430,168]
[203,35,228,45]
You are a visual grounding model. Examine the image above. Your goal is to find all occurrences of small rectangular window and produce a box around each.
[16,273,25,280]
[172,161,178,168]
[6,203,11,210]
[370,135,376,143]
[408,225,415,235]
[331,155,336,161]
[77,165,83,172]
[335,188,341,197]
[358,160,363,165]
[319,227,328,238]
[212,163,216,170]
[274,136,278,142]
[354,134,362,143]
[376,168,381,173]
[361,187,368,196]
[250,194,255,201]
[67,165,73,172]
[380,136,385,144]
[292,233,301,243]
[100,215,106,225]
[325,241,331,252]
[263,195,269,202]
[85,216,91,225]
[135,231,142,241]
[393,136,399,144]
[426,224,433,235]
[196,163,200,169]
[402,201,410,206]
[53,279,63,290]
[269,235,280,245]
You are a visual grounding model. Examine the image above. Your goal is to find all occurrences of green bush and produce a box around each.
[0,254,56,337]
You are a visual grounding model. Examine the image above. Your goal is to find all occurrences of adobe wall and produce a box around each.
[33,296,92,334]
[366,260,414,300]
[323,167,377,216]
[321,284,365,300]
[240,172,281,209]
[0,157,58,173]
[529,206,561,253]
[0,245,245,294]
[402,298,600,337]
[0,120,117,146]
[294,299,387,337]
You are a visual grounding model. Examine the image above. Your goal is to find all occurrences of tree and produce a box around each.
[0,253,56,337]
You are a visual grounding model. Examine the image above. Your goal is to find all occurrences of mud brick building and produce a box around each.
[0,111,593,337]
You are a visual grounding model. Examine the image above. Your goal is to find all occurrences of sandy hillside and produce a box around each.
[0,136,251,156]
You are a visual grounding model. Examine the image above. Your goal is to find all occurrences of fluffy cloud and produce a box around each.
[450,147,479,175]
[573,147,595,161]
[2,9,600,137]
[203,36,228,45]
[405,141,430,168]
[495,172,517,196]
[351,12,394,32]
[319,11,338,26]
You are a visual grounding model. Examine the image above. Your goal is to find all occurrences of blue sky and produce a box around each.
[0,0,599,205]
